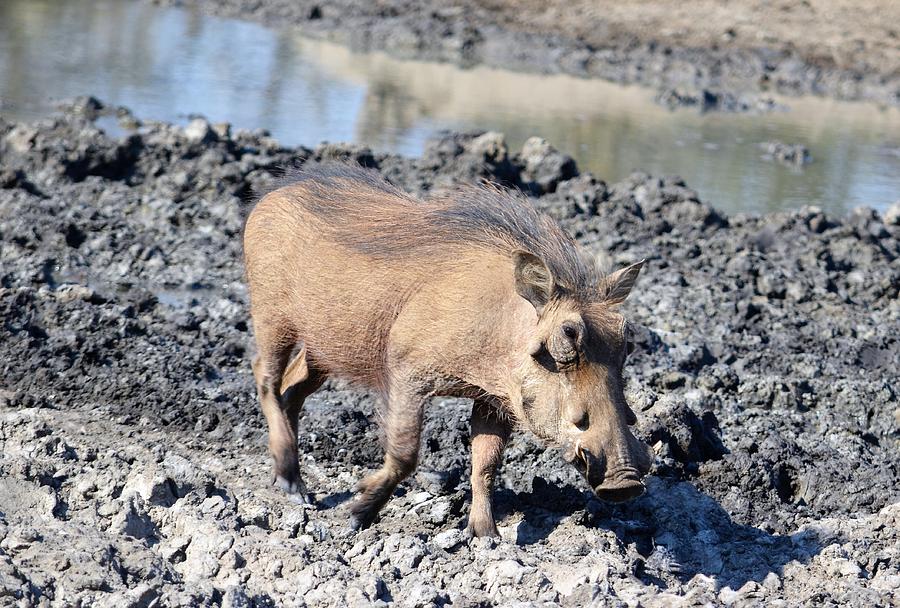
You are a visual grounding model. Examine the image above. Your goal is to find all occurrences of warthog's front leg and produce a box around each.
[349,381,425,531]
[467,399,512,538]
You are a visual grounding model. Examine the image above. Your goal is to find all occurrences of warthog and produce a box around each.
[243,163,652,536]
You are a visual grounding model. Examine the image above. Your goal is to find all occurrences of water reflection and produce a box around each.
[1,0,898,215]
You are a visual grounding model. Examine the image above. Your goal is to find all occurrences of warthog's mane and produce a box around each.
[265,161,601,293]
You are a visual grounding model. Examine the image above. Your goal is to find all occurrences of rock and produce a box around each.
[871,573,900,593]
[486,559,533,586]
[211,122,232,140]
[655,88,777,113]
[314,141,375,166]
[122,469,178,508]
[426,499,453,525]
[281,507,308,537]
[762,572,782,591]
[640,395,726,465]
[221,587,252,608]
[0,529,40,552]
[415,469,458,494]
[404,583,446,607]
[467,131,508,164]
[883,201,900,226]
[95,583,159,608]
[408,491,432,505]
[432,529,464,551]
[0,478,58,519]
[538,174,608,219]
[518,136,577,194]
[305,519,331,542]
[177,525,234,582]
[830,559,863,578]
[718,586,740,605]
[158,535,191,563]
[419,131,517,186]
[109,493,157,540]
[183,118,216,144]
[761,141,811,166]
[58,95,106,120]
[5,125,38,154]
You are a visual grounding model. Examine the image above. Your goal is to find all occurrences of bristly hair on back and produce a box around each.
[268,161,602,295]
[256,160,400,201]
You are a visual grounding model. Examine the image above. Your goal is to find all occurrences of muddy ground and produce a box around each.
[0,100,898,606]
[152,0,900,109]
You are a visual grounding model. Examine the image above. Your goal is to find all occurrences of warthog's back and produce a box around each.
[243,163,599,388]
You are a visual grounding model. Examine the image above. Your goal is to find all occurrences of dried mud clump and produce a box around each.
[0,105,898,606]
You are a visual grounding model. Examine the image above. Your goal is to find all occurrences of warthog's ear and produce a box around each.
[513,250,554,313]
[603,260,645,305]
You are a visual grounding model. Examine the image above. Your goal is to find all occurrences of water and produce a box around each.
[2,0,898,216]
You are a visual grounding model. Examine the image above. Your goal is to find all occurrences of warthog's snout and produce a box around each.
[568,435,652,503]
[593,469,645,503]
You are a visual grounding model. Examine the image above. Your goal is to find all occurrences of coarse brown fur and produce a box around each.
[243,162,652,535]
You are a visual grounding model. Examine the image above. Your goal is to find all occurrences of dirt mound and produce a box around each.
[0,103,898,605]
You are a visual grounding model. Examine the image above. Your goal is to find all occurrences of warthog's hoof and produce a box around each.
[347,498,380,532]
[347,510,378,532]
[274,474,313,506]
[465,519,500,539]
[347,514,365,532]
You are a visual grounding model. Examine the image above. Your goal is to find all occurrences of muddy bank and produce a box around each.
[151,0,900,108]
[1,101,898,606]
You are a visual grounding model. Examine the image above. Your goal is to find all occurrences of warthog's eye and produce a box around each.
[562,323,578,341]
[548,321,581,369]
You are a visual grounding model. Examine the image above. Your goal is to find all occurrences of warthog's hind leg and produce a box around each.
[349,381,425,531]
[253,342,324,504]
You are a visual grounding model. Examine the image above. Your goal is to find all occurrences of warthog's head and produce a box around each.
[512,251,653,502]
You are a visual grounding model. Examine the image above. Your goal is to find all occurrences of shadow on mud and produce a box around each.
[318,490,355,510]
[494,477,823,591]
